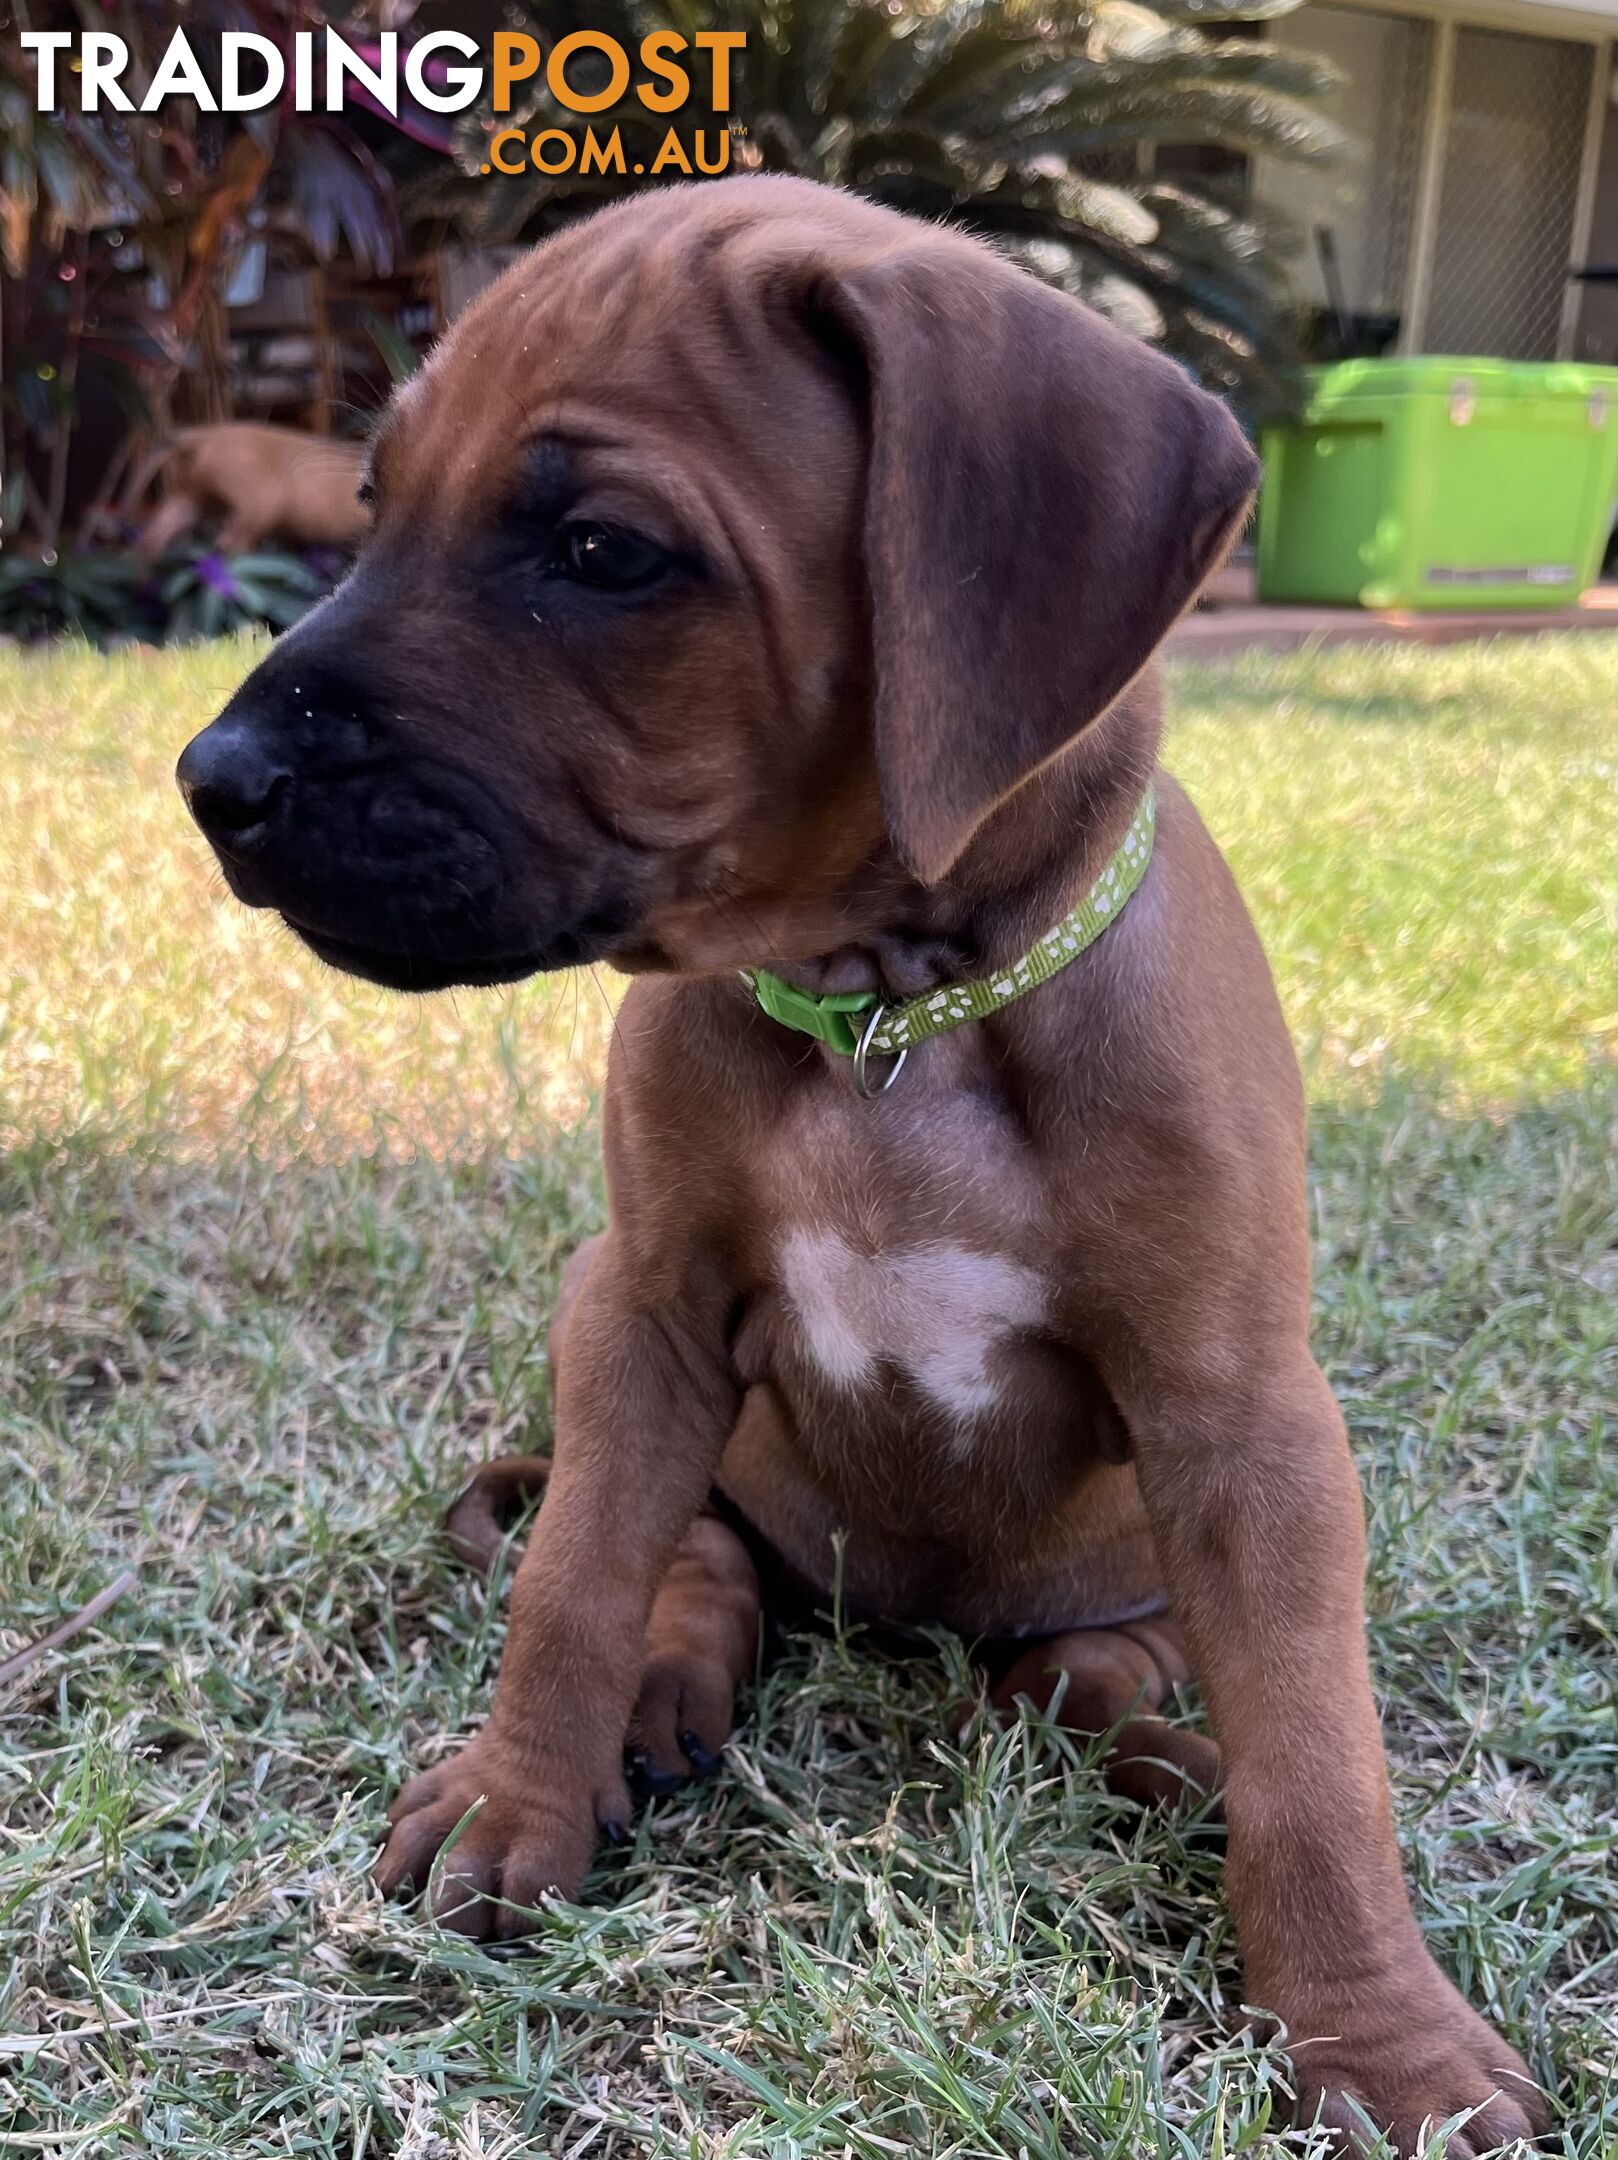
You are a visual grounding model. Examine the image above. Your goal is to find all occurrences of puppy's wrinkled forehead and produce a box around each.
[369,179,889,533]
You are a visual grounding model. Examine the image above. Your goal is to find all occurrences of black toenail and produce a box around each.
[680,1733,722,1777]
[601,1819,628,1847]
[624,1746,684,1796]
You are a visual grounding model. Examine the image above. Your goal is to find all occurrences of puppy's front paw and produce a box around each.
[1285,1964,1548,2156]
[375,1728,632,1939]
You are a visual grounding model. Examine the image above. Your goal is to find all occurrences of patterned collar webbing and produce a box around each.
[748,789,1156,1061]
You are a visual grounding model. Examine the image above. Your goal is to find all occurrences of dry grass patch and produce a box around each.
[1,633,1612,2156]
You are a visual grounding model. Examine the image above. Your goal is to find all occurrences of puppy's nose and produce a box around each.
[176,719,290,841]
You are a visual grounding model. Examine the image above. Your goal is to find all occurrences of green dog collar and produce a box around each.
[748,789,1156,1089]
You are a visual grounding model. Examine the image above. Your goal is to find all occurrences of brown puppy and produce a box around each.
[176,177,1547,2154]
[125,423,371,562]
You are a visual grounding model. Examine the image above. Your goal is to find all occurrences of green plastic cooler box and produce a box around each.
[1257,357,1618,610]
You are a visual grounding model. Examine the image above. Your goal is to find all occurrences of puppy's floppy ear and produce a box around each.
[816,243,1259,884]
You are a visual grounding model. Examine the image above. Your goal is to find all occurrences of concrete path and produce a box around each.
[1167,570,1617,659]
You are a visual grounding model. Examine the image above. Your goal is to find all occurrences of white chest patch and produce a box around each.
[777,1228,1047,1429]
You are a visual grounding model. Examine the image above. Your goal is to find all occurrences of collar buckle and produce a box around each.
[748,971,878,1058]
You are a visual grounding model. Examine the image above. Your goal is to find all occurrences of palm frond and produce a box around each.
[403,0,1344,409]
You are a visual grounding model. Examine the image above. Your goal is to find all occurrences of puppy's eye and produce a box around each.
[357,479,376,511]
[556,522,668,591]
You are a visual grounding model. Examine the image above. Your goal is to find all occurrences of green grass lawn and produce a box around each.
[0,633,1612,2157]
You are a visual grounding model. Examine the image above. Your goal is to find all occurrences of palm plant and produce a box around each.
[414,0,1342,410]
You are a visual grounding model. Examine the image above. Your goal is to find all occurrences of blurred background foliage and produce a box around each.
[1,0,416,568]
[1,0,1338,642]
[0,537,328,645]
[422,0,1342,407]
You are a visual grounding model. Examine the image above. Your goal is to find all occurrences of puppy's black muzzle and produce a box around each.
[176,718,292,848]
[176,613,636,993]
